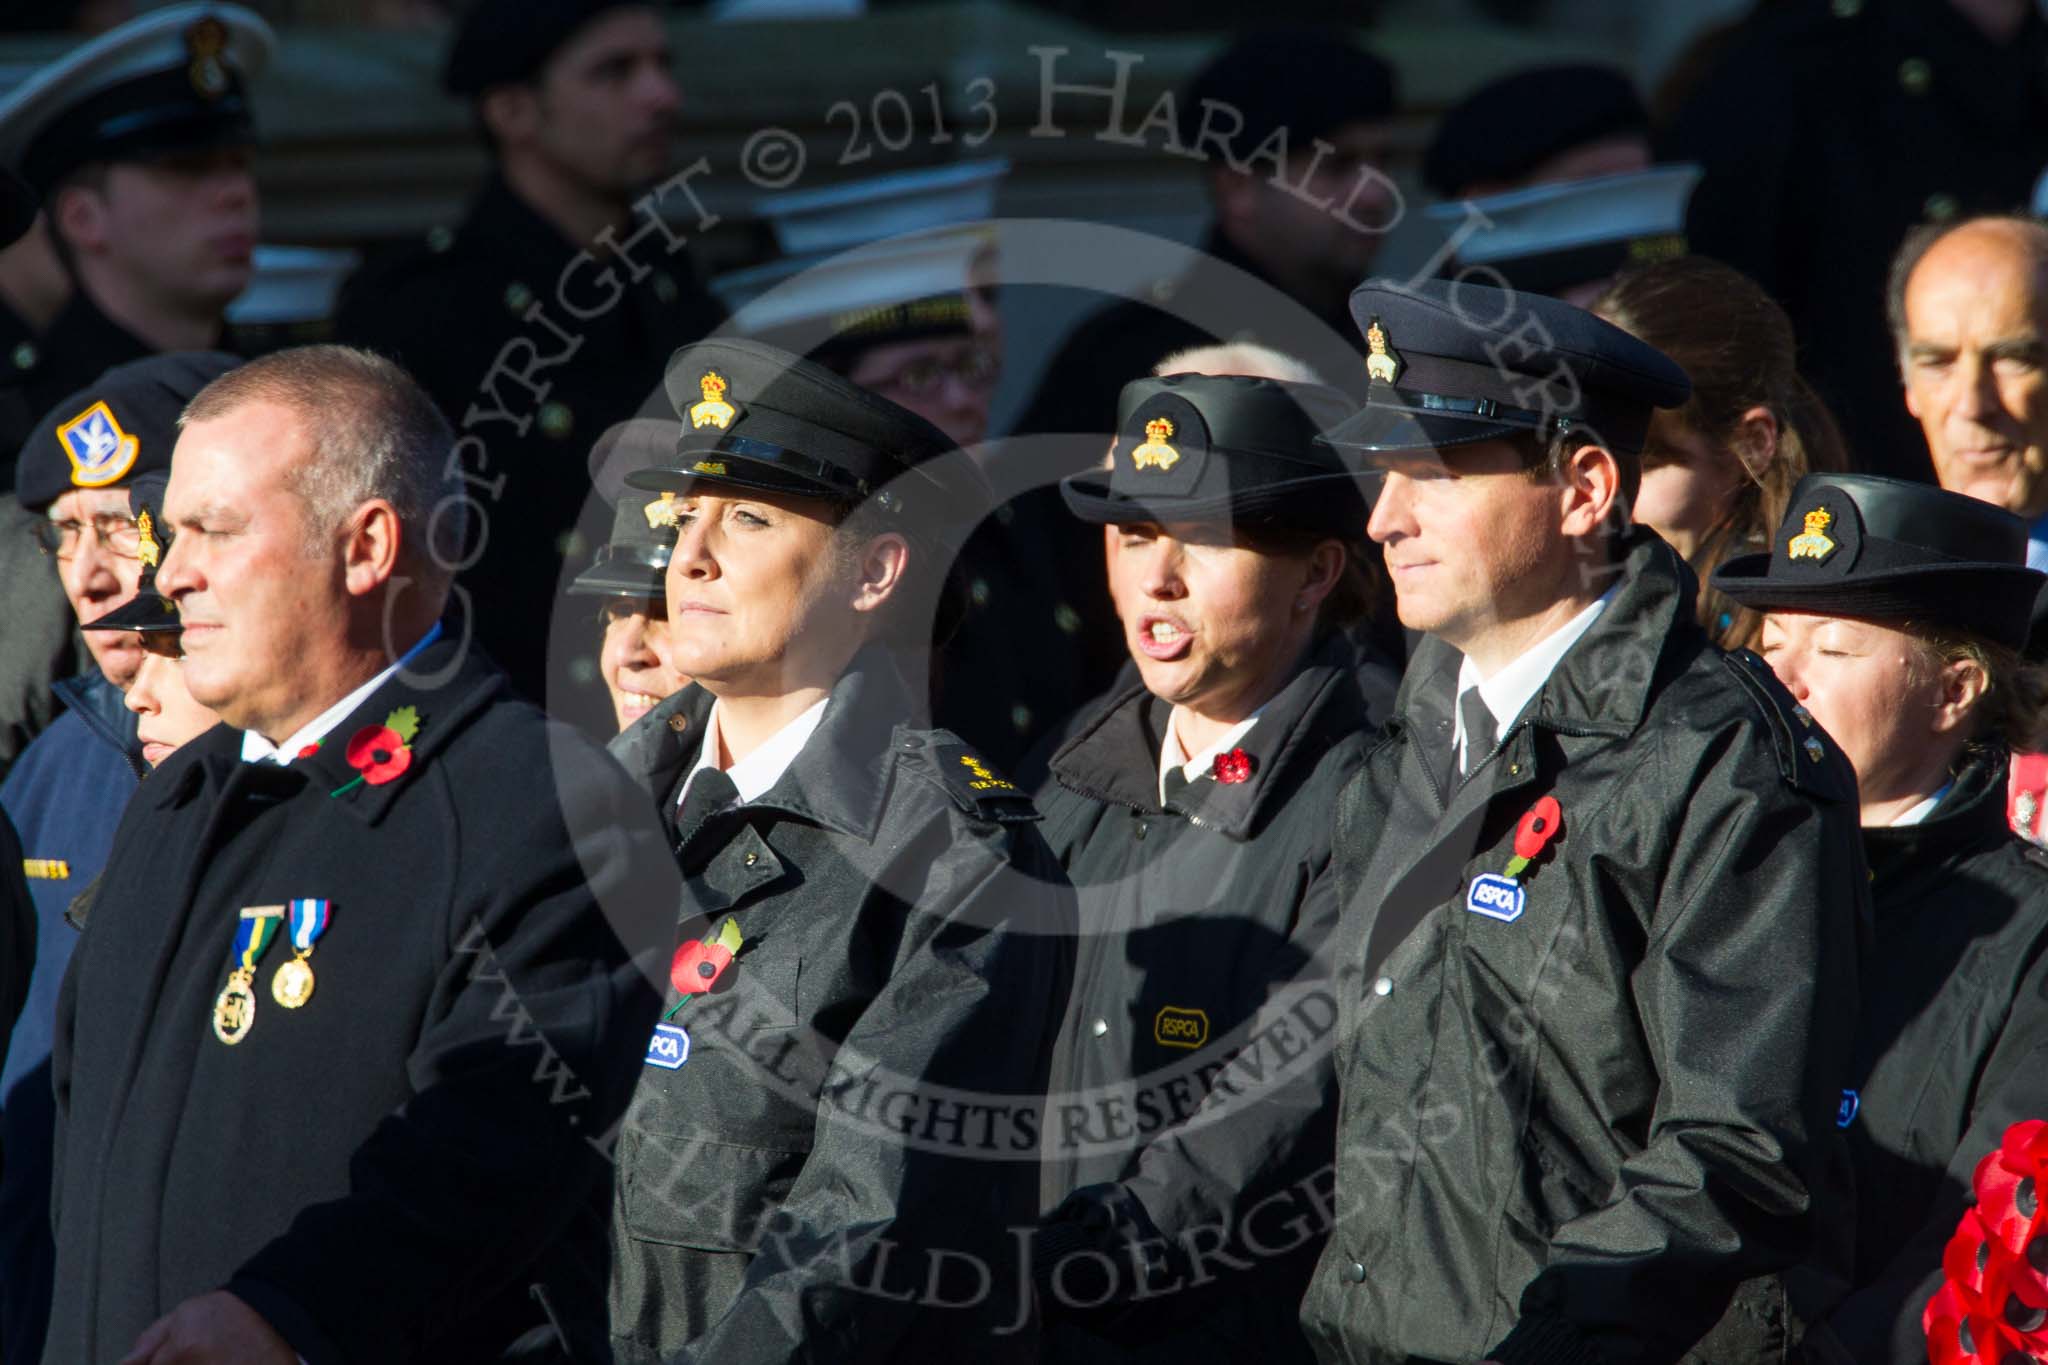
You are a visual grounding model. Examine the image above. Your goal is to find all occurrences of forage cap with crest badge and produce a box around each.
[81,469,179,635]
[630,337,991,549]
[570,416,683,599]
[1323,277,1690,460]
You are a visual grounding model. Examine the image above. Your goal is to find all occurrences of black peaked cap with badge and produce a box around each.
[16,349,240,512]
[444,0,647,96]
[0,3,273,196]
[630,337,987,545]
[1712,473,2047,652]
[1060,372,1365,536]
[572,416,680,599]
[1324,278,1690,460]
[81,469,178,634]
[1423,63,1648,199]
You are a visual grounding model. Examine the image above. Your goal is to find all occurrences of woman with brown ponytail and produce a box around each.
[1594,255,1849,649]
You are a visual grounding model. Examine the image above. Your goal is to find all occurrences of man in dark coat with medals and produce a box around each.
[334,0,726,719]
[1300,282,1868,1362]
[1028,372,1388,1363]
[600,339,1073,1363]
[45,345,672,1364]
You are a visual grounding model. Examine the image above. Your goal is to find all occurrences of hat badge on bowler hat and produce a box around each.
[1131,416,1181,472]
[1786,505,1837,564]
[644,490,681,530]
[687,371,737,432]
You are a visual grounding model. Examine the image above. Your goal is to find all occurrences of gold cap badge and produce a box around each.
[1787,506,1837,562]
[687,371,737,431]
[1365,316,1402,386]
[643,491,680,530]
[691,460,728,477]
[185,17,230,100]
[1130,416,1181,472]
[136,509,160,569]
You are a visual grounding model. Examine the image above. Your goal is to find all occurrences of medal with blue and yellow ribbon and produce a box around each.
[213,905,283,1045]
[271,898,330,1009]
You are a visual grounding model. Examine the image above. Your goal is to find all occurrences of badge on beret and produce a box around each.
[57,401,139,489]
[185,17,230,101]
[1787,506,1838,563]
[1130,417,1181,472]
[644,491,680,530]
[136,509,160,569]
[1365,316,1403,386]
[687,372,737,431]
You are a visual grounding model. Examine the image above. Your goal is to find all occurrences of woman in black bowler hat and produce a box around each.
[601,338,1073,1364]
[1714,472,2048,1363]
[1029,371,1382,1365]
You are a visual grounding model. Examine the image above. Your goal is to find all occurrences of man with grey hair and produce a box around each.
[44,344,672,1364]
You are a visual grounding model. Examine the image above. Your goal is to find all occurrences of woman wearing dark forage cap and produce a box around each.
[1029,371,1383,1364]
[602,338,1074,1364]
[1713,472,2048,1363]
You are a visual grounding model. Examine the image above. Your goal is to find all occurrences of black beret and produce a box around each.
[1423,64,1647,200]
[17,350,241,512]
[572,417,680,599]
[1713,474,2046,651]
[82,469,179,635]
[628,337,989,547]
[444,0,645,97]
[1062,373,1364,536]
[0,6,272,195]
[1324,278,1689,458]
[1178,27,1396,162]
[0,167,32,252]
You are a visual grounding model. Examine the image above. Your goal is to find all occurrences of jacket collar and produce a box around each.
[53,668,144,774]
[1861,746,2014,882]
[462,173,583,276]
[1048,632,1365,839]
[152,627,509,825]
[1393,528,1697,750]
[615,649,921,844]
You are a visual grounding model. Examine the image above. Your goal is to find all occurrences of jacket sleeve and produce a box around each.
[1817,959,2048,1364]
[224,736,673,1364]
[1494,722,1868,1365]
[675,821,1073,1365]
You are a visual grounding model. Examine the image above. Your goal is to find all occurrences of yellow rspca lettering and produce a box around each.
[22,859,69,880]
[1154,1006,1209,1049]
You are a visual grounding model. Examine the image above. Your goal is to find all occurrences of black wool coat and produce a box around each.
[1304,532,1869,1365]
[1031,633,1377,1365]
[1809,749,2048,1364]
[45,636,672,1365]
[602,655,1076,1365]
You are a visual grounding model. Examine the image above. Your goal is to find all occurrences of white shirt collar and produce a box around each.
[677,696,830,809]
[1890,781,1955,827]
[240,622,443,764]
[1453,587,1616,770]
[1158,705,1264,807]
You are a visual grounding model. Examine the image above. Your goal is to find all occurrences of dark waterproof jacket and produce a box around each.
[1304,532,1869,1365]
[603,656,1075,1364]
[45,637,671,1365]
[1807,748,2048,1363]
[334,174,725,717]
[0,670,139,1363]
[1032,633,1379,1364]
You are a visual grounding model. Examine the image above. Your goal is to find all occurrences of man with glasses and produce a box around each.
[0,351,240,1365]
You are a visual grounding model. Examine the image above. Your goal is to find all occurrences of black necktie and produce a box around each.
[1458,689,1498,782]
[674,766,739,847]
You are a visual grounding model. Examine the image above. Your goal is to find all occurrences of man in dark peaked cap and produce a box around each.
[1287,279,1866,1362]
[335,0,724,718]
[0,3,270,463]
[1013,27,1402,447]
[1422,64,1652,202]
[0,349,239,1365]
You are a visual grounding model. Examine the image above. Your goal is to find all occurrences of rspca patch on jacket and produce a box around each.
[1466,873,1525,922]
[57,401,140,488]
[644,1023,689,1070]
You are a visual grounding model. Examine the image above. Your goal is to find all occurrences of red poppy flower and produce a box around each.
[296,743,321,760]
[1504,795,1564,877]
[344,724,411,785]
[1212,748,1254,785]
[670,939,735,996]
